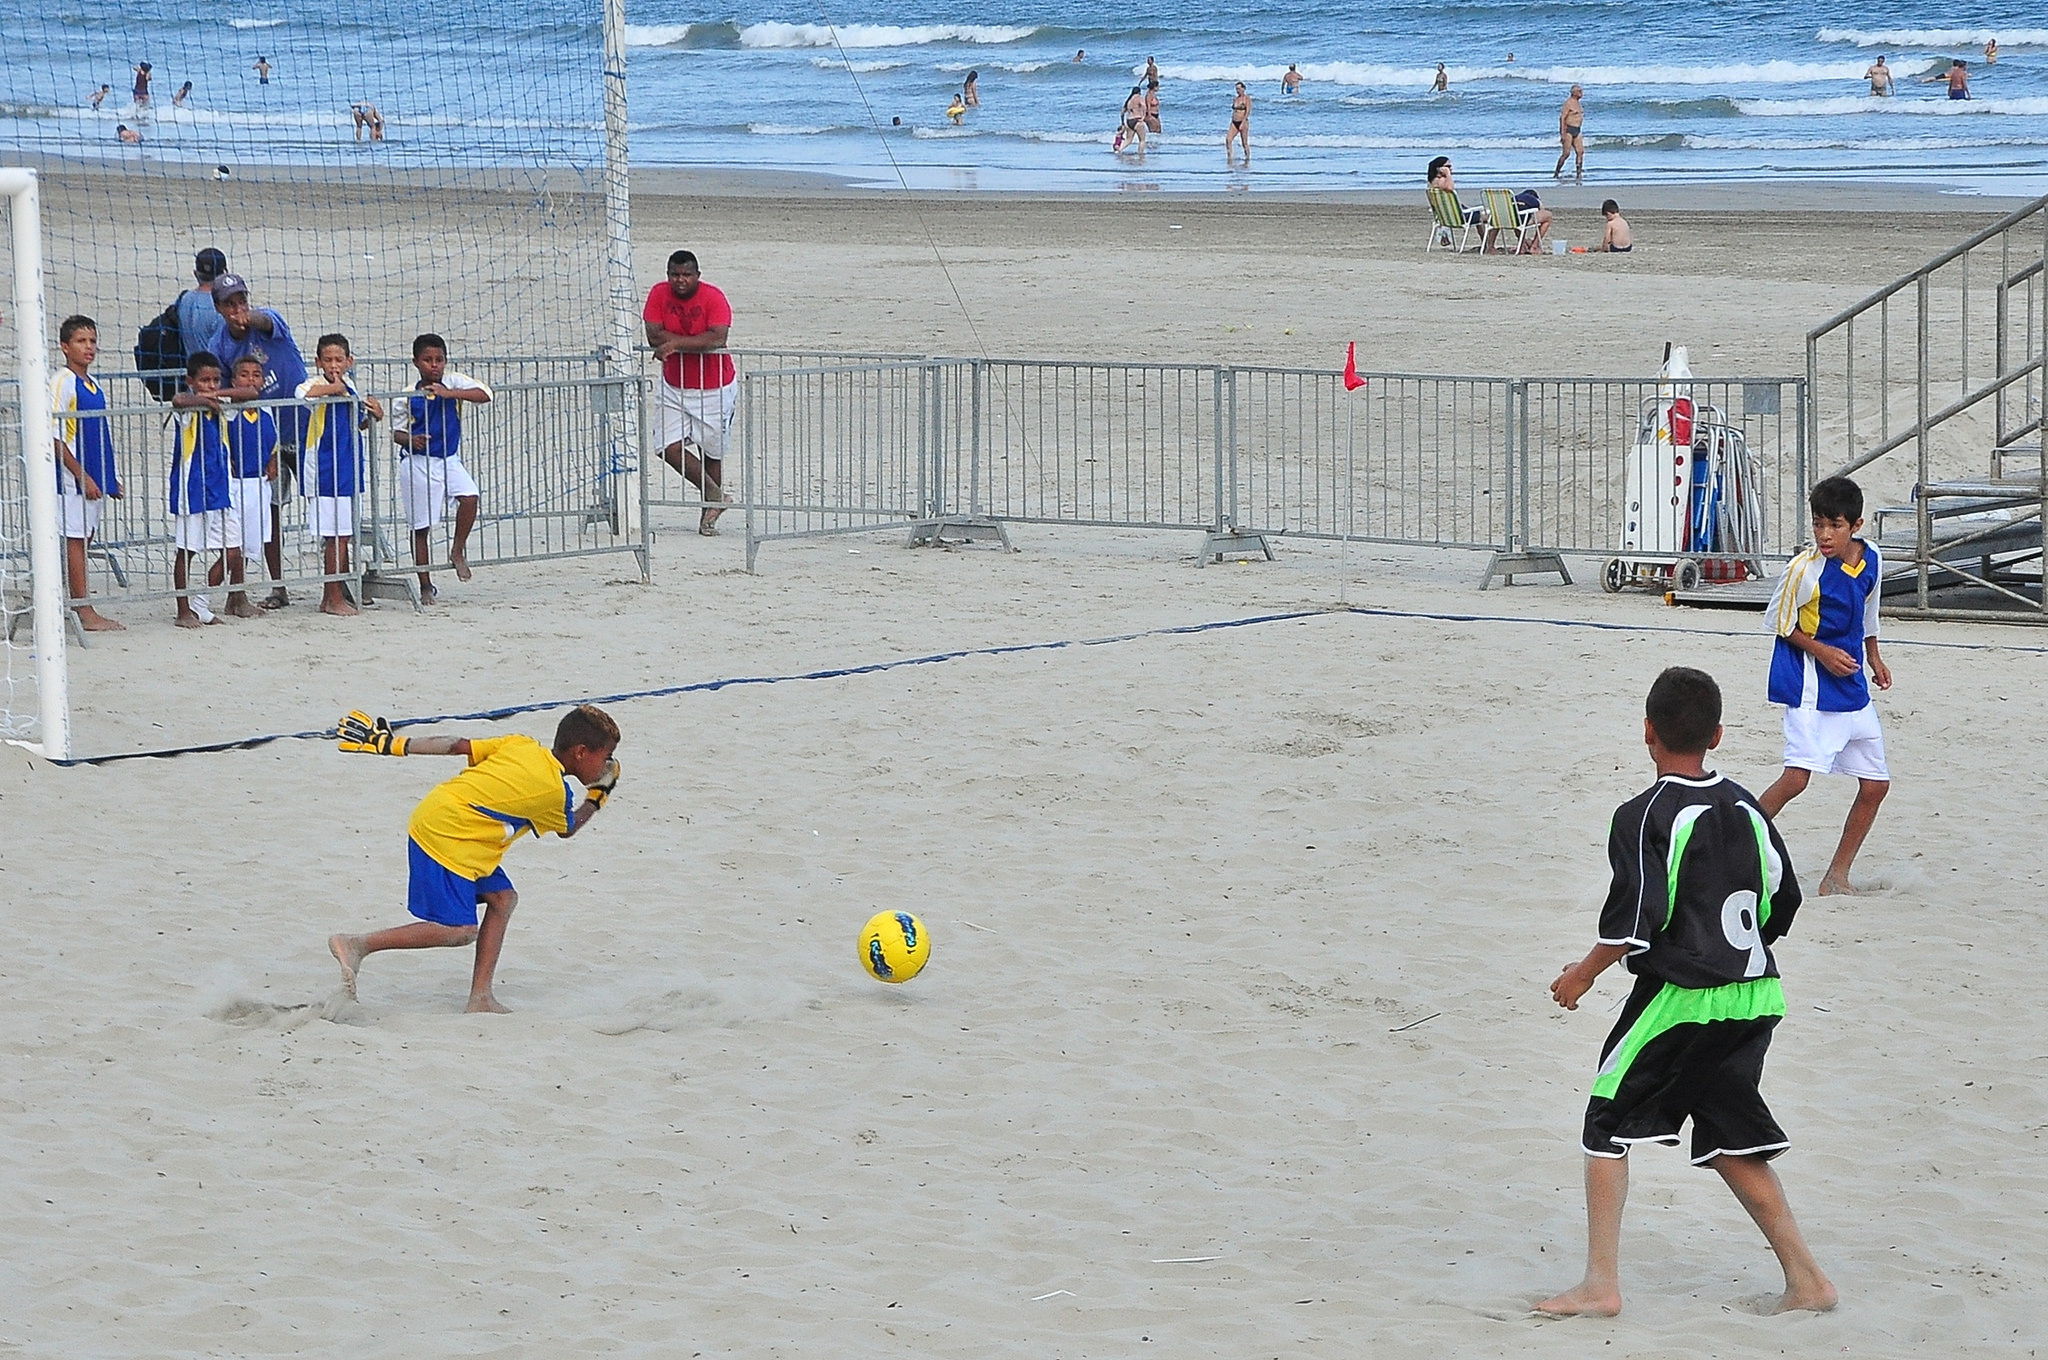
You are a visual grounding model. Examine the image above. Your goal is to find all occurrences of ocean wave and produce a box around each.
[624,23,693,47]
[1158,58,1875,88]
[1687,132,2048,150]
[227,17,285,29]
[1737,95,2048,116]
[1817,27,2048,49]
[809,58,909,72]
[910,125,982,138]
[739,22,1036,50]
[747,122,855,136]
[937,60,1053,74]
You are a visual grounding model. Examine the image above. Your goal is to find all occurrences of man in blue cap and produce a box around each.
[213,272,310,608]
[177,247,230,360]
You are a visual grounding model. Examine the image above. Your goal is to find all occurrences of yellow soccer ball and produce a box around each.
[859,910,930,984]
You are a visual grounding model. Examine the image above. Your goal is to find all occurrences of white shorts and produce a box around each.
[228,477,272,558]
[308,496,355,539]
[399,455,480,531]
[175,510,234,553]
[655,380,737,461]
[59,492,102,541]
[1782,704,1889,781]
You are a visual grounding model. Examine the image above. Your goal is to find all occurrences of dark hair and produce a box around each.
[1601,198,1620,214]
[315,332,352,356]
[412,332,447,358]
[554,704,620,754]
[58,314,97,342]
[1646,666,1721,754]
[667,249,699,271]
[185,351,222,379]
[231,354,263,374]
[1808,475,1864,523]
[1426,155,1449,182]
[966,69,977,80]
[194,247,227,281]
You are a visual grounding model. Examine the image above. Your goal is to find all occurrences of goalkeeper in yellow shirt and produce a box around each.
[327,704,621,1012]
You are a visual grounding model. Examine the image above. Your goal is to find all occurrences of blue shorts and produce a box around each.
[407,837,513,927]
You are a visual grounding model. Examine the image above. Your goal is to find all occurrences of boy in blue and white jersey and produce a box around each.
[1758,475,1892,895]
[224,355,279,607]
[166,352,238,627]
[50,315,125,631]
[392,332,492,602]
[294,333,384,617]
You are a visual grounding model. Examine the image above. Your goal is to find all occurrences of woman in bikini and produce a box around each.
[1225,82,1250,162]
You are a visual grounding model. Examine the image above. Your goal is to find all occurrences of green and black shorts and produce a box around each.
[1581,971,1789,1166]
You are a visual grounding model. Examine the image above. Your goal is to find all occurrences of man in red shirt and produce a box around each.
[643,250,737,535]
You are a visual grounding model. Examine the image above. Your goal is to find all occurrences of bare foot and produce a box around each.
[466,993,511,1014]
[226,597,262,619]
[1768,1279,1838,1314]
[77,608,125,631]
[699,493,733,536]
[1534,1282,1622,1318]
[319,599,360,617]
[328,933,365,999]
[1817,874,1859,896]
[175,612,205,630]
[419,585,438,606]
[260,591,290,611]
[452,548,471,582]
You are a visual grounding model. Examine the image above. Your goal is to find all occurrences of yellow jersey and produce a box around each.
[408,735,577,879]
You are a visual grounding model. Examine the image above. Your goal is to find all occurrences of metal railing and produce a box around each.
[1806,191,2048,619]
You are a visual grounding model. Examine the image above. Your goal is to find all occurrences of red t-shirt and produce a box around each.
[643,280,736,389]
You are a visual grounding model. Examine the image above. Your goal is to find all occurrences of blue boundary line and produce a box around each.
[46,603,2048,767]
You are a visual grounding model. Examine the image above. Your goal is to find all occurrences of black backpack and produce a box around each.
[134,293,185,400]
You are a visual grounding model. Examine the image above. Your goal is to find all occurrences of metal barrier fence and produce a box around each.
[6,372,645,626]
[740,357,1808,573]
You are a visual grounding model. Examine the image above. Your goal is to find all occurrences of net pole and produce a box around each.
[602,0,635,370]
[2,167,70,762]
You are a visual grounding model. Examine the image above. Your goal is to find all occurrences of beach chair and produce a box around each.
[1426,188,1482,252]
[1482,189,1540,255]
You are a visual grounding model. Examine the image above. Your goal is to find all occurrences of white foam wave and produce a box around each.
[747,123,845,136]
[1159,58,1875,88]
[624,23,693,47]
[1817,27,2048,49]
[740,22,1035,50]
[1737,94,2048,116]
[227,17,285,28]
[809,57,908,72]
[910,125,982,138]
[1686,132,2048,150]
[937,60,1052,74]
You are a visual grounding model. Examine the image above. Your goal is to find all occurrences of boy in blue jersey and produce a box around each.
[224,355,279,609]
[1758,476,1891,895]
[1540,666,1835,1318]
[294,333,383,617]
[393,333,493,602]
[50,316,125,631]
[326,704,621,1013]
[212,273,308,610]
[165,353,240,627]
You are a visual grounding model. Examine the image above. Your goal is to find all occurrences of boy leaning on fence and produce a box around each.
[393,332,492,603]
[50,315,125,631]
[167,352,254,624]
[224,355,280,600]
[295,333,382,618]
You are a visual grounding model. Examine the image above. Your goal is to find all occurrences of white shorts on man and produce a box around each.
[1781,704,1889,781]
[175,509,233,553]
[228,477,271,559]
[308,495,354,540]
[59,491,102,541]
[655,381,737,460]
[400,455,480,532]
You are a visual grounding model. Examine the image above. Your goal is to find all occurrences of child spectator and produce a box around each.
[211,272,309,610]
[1597,199,1633,252]
[166,353,238,627]
[224,355,279,613]
[1758,476,1892,894]
[326,704,622,1013]
[392,333,493,603]
[50,315,125,631]
[1540,666,1834,1318]
[294,334,383,617]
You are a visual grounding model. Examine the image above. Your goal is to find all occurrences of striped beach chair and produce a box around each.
[1483,189,1541,255]
[1426,187,1482,252]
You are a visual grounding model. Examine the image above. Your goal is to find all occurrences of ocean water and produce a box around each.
[3,0,2046,194]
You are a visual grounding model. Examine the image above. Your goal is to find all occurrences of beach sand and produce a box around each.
[3,185,2045,1355]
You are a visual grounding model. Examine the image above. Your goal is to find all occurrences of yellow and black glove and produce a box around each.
[587,758,622,809]
[337,709,409,756]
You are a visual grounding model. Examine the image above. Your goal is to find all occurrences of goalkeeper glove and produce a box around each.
[337,709,409,756]
[587,758,621,809]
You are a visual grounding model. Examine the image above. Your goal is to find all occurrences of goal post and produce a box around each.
[1,166,70,762]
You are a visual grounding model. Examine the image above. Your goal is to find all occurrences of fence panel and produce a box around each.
[1517,377,1805,560]
[1233,368,1512,550]
[742,361,941,569]
[966,360,1219,531]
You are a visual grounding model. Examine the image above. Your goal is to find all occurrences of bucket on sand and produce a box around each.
[1550,238,1568,255]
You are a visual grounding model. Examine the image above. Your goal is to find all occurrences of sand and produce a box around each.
[3,184,2047,1356]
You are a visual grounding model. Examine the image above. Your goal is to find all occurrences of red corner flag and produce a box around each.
[1343,341,1366,391]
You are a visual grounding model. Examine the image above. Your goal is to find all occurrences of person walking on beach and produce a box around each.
[1433,63,1449,92]
[1864,56,1893,96]
[1117,85,1147,152]
[1555,84,1585,181]
[253,56,272,85]
[1145,79,1161,134]
[1225,81,1251,162]
[643,249,738,535]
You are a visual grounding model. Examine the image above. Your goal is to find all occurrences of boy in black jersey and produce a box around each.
[1538,667,1837,1318]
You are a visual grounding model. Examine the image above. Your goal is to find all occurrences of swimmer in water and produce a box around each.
[947,91,967,124]
[173,80,193,107]
[963,70,979,106]
[1433,63,1448,92]
[117,123,142,143]
[1282,64,1301,94]
[254,56,272,85]
[1865,56,1893,96]
[90,83,111,110]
